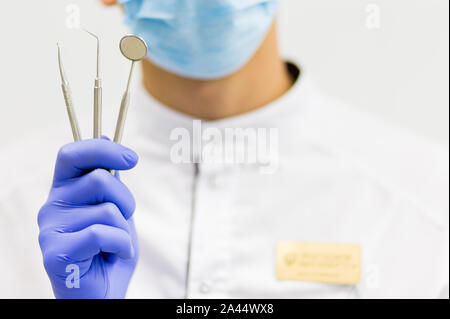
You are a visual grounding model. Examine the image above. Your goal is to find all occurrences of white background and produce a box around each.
[0,0,448,148]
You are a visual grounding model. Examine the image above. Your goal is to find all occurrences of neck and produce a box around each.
[141,23,293,120]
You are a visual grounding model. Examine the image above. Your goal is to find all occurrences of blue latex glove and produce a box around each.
[38,139,139,299]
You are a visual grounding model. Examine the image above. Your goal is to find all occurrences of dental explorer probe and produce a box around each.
[111,35,147,176]
[57,43,82,141]
[83,29,102,139]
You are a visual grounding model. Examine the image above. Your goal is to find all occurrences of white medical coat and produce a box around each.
[0,67,448,298]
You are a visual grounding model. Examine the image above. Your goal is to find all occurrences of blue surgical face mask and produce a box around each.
[119,0,280,80]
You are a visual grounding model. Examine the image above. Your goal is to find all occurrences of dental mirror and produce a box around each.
[120,35,148,62]
[112,35,148,172]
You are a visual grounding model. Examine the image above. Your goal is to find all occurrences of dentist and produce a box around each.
[33,0,449,299]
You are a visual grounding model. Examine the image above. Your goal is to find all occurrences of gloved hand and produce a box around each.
[38,139,139,299]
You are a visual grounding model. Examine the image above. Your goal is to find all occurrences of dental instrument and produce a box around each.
[113,35,148,145]
[57,43,82,142]
[110,35,147,176]
[83,29,102,139]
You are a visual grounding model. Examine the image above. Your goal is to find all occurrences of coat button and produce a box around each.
[199,281,212,294]
[209,175,225,189]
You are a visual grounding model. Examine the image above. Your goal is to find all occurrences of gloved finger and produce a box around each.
[59,224,134,261]
[54,139,138,181]
[38,202,131,234]
[50,169,135,220]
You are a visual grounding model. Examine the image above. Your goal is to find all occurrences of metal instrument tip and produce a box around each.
[57,42,67,84]
[82,29,100,78]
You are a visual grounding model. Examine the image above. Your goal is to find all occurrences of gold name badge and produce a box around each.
[277,241,361,285]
